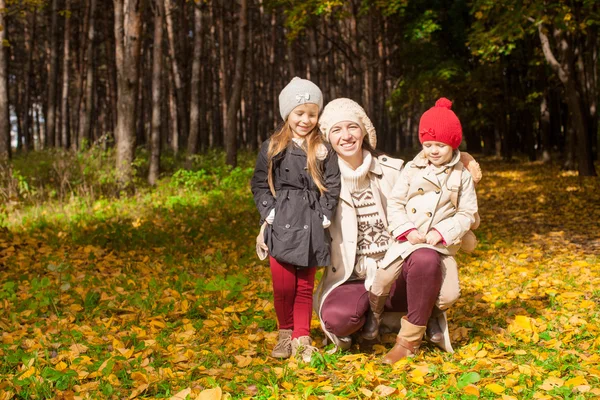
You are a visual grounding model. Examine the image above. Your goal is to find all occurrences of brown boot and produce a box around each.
[361,292,387,341]
[426,306,444,344]
[382,317,426,364]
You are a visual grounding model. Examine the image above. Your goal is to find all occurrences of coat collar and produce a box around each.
[410,150,461,188]
[339,153,385,205]
[411,149,461,168]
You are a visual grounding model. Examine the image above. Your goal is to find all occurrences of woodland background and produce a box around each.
[0,0,599,399]
[0,0,598,185]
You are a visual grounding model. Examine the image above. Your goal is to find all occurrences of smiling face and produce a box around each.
[287,103,320,139]
[422,141,453,167]
[328,121,365,168]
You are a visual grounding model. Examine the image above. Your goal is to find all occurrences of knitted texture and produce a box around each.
[338,152,390,259]
[278,77,323,121]
[419,98,462,149]
[319,98,377,148]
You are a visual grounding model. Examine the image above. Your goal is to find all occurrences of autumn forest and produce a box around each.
[0,0,599,399]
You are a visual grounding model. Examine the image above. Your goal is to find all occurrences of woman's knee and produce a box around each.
[408,249,441,276]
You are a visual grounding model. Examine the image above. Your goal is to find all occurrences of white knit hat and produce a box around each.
[318,98,377,148]
[278,77,323,121]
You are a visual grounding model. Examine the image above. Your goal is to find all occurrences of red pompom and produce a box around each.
[435,97,453,109]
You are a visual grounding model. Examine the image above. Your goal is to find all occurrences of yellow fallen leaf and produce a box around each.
[513,316,533,332]
[485,383,504,394]
[20,366,36,380]
[463,384,480,397]
[234,355,252,368]
[129,383,149,399]
[281,382,294,390]
[170,388,191,400]
[130,371,148,384]
[55,361,68,371]
[565,376,587,387]
[539,376,564,391]
[198,386,222,400]
[374,384,397,396]
[359,388,373,397]
[501,395,518,400]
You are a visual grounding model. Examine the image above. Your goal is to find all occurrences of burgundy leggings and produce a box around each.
[269,256,317,338]
[321,248,442,337]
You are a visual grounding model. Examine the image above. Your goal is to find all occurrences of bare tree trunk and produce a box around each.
[225,0,248,167]
[149,0,164,185]
[79,0,97,149]
[0,0,9,159]
[540,92,552,163]
[538,25,596,176]
[168,74,179,152]
[187,2,202,157]
[104,8,118,137]
[60,0,72,149]
[22,10,36,152]
[45,0,59,147]
[164,0,188,149]
[114,0,145,186]
[218,3,228,145]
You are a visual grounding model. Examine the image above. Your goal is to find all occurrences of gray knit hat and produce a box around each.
[278,77,323,121]
[319,98,377,148]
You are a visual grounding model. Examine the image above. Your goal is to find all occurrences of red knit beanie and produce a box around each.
[418,98,462,149]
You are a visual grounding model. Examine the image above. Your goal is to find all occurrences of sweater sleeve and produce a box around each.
[432,170,478,245]
[251,141,277,224]
[319,147,341,220]
[387,163,417,238]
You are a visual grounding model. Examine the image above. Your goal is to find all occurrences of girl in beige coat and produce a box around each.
[366,98,479,364]
[312,99,477,357]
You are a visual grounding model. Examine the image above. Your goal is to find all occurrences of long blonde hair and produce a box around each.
[267,123,328,196]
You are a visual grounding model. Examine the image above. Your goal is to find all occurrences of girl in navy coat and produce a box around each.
[251,77,341,362]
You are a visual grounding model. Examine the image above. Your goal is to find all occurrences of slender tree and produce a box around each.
[187,1,203,157]
[114,0,145,186]
[45,0,59,147]
[149,0,164,185]
[60,0,71,149]
[0,0,9,159]
[225,0,247,167]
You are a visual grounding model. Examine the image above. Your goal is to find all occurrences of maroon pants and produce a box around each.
[321,248,442,337]
[269,256,317,338]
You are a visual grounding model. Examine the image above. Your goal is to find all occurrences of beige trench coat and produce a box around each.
[380,150,478,268]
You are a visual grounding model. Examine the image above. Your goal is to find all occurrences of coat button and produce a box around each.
[332,267,337,273]
[262,201,268,206]
[426,212,432,217]
[303,225,308,229]
[412,208,416,213]
[435,190,440,194]
[285,168,289,172]
[303,196,306,200]
[285,224,290,228]
[418,188,424,194]
[382,157,387,162]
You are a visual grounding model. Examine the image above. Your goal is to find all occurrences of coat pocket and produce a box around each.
[268,224,310,266]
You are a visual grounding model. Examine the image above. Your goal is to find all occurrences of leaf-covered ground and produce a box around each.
[1,159,599,399]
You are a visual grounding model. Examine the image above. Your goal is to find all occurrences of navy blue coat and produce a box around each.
[251,139,341,268]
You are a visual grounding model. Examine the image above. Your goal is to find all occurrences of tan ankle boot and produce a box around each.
[382,317,426,364]
[271,329,293,358]
[361,292,387,341]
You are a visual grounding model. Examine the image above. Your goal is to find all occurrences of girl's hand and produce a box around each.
[425,230,442,245]
[407,230,426,244]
